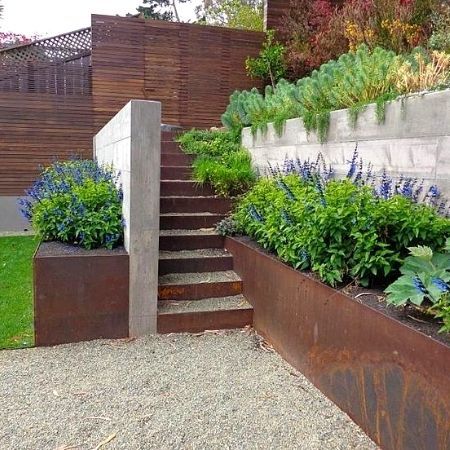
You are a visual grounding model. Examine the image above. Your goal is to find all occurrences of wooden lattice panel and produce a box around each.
[0,28,92,95]
[0,27,91,64]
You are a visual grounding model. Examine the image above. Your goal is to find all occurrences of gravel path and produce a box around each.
[0,330,376,450]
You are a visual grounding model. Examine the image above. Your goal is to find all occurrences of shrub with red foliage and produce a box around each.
[0,32,34,49]
[280,0,348,79]
[279,0,437,80]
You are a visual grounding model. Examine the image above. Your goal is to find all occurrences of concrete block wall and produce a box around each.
[242,89,450,198]
[0,196,31,233]
[95,100,161,336]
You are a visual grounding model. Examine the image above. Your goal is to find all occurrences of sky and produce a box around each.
[0,0,200,37]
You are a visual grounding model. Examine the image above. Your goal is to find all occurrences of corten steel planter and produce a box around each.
[34,242,129,346]
[225,236,450,450]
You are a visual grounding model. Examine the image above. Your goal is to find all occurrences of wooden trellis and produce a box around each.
[0,27,92,95]
[0,27,91,64]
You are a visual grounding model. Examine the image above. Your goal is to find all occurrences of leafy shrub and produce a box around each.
[341,0,429,54]
[385,240,450,332]
[246,30,286,87]
[177,129,256,196]
[395,48,450,92]
[193,150,255,196]
[233,152,450,286]
[177,128,242,155]
[20,160,124,250]
[428,3,450,52]
[222,45,450,141]
[221,88,265,136]
[431,295,450,333]
[278,0,439,80]
[215,216,240,236]
[385,241,450,305]
[280,0,347,79]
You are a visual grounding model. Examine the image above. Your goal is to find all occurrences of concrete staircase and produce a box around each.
[157,131,253,333]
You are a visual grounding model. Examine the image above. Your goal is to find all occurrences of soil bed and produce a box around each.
[236,235,450,347]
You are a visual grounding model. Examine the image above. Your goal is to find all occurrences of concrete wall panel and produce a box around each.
[243,90,450,197]
[94,100,161,336]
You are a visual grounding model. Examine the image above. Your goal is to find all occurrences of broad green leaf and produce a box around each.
[408,245,433,261]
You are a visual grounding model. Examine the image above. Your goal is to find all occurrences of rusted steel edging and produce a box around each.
[34,242,129,346]
[225,236,450,450]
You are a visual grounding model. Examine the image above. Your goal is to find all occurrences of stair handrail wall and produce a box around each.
[94,100,161,336]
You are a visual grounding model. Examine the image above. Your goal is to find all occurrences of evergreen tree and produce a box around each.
[196,0,263,31]
[136,0,190,22]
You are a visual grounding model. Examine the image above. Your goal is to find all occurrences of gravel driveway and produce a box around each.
[0,330,376,450]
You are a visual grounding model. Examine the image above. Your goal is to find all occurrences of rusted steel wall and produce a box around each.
[226,236,450,450]
[34,242,129,346]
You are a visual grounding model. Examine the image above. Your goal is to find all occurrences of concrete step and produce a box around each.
[158,270,242,301]
[161,166,192,180]
[161,153,194,166]
[159,248,233,275]
[159,229,224,251]
[160,212,225,230]
[157,295,253,333]
[160,180,214,197]
[160,196,232,214]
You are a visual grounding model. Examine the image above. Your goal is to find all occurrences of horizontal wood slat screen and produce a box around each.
[91,15,264,129]
[0,93,94,195]
[0,15,264,195]
[265,0,291,32]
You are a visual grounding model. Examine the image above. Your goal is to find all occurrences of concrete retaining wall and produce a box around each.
[94,100,161,336]
[242,89,450,197]
[0,196,31,233]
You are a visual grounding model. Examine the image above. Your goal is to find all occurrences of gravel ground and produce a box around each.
[0,330,377,450]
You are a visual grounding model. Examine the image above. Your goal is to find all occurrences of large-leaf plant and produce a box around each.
[385,239,450,307]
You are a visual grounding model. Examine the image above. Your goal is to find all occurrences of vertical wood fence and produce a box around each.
[0,15,263,195]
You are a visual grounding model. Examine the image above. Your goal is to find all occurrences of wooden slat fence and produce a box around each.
[0,15,263,195]
[91,15,263,129]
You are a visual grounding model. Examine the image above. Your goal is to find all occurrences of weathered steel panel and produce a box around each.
[226,236,450,450]
[34,242,129,346]
[157,309,253,334]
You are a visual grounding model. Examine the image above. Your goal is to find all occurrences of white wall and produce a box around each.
[242,89,450,197]
[0,197,31,233]
[94,100,161,336]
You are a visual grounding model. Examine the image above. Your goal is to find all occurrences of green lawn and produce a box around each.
[0,236,37,349]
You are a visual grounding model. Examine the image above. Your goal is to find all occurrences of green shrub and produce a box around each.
[233,174,450,287]
[177,129,256,196]
[20,160,124,249]
[245,30,286,88]
[431,296,450,333]
[385,241,450,306]
[385,240,450,333]
[428,4,450,52]
[222,45,450,142]
[176,128,242,156]
[215,216,240,236]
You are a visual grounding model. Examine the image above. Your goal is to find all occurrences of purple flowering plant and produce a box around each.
[20,159,124,249]
[234,148,450,287]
